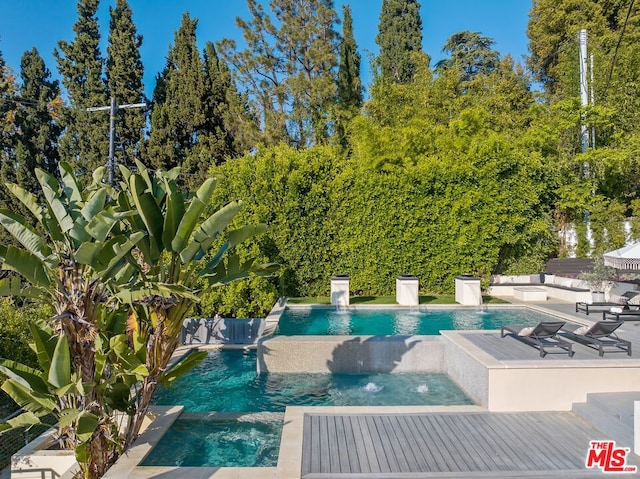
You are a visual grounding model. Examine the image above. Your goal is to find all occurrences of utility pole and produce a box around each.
[578,29,590,153]
[87,97,146,186]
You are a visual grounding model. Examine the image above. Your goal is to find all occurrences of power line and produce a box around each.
[604,0,636,97]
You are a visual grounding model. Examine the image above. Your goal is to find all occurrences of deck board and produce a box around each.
[301,411,609,478]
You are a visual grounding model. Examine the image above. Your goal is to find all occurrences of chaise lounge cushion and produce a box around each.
[573,324,592,335]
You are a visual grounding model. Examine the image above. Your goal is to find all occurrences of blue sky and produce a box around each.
[0,0,532,96]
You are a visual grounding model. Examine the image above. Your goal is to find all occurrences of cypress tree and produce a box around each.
[106,0,146,171]
[145,13,206,177]
[55,0,108,180]
[183,41,256,187]
[375,0,423,84]
[336,4,362,148]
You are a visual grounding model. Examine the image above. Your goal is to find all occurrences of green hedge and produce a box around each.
[210,138,554,300]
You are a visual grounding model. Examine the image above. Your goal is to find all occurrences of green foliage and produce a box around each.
[106,0,146,172]
[212,82,556,295]
[220,0,339,147]
[335,4,362,149]
[0,298,52,368]
[435,31,500,82]
[198,276,279,318]
[54,0,109,178]
[376,0,424,84]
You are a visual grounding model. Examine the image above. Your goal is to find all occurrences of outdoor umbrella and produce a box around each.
[603,242,640,270]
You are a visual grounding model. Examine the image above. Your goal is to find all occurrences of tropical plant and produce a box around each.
[0,161,276,478]
[0,163,142,477]
[112,161,278,448]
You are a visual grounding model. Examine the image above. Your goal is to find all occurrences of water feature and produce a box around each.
[146,349,472,467]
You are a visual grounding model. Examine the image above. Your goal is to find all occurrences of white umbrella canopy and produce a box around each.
[603,242,640,270]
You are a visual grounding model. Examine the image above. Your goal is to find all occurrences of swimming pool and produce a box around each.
[275,307,556,335]
[146,349,472,467]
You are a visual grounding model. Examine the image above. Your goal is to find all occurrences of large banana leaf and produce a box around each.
[59,162,84,203]
[0,360,49,395]
[2,245,50,288]
[36,169,75,234]
[171,197,207,253]
[0,209,52,259]
[0,411,46,433]
[162,187,185,252]
[48,335,71,389]
[179,201,242,264]
[81,189,107,223]
[159,350,207,386]
[5,183,43,224]
[171,178,217,253]
[76,232,145,276]
[28,322,57,372]
[129,174,164,260]
[1,378,56,415]
[227,224,268,248]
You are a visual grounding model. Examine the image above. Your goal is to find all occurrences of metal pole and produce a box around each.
[590,53,596,149]
[578,29,589,153]
[86,99,146,186]
[108,97,117,186]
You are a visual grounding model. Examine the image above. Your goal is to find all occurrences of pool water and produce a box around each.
[142,414,283,467]
[152,349,472,411]
[147,349,472,467]
[276,307,556,335]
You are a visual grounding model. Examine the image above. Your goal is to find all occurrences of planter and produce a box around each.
[11,428,78,479]
[591,291,606,303]
[11,408,171,479]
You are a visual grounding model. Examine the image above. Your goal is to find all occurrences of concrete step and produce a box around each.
[571,391,640,447]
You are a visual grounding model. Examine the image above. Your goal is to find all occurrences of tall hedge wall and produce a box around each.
[210,135,555,297]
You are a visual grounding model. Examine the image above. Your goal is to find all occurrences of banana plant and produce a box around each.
[114,161,278,446]
[0,321,141,468]
[0,164,144,478]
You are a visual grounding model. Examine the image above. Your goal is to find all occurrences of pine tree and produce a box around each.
[221,0,339,147]
[375,0,423,84]
[145,13,206,176]
[106,0,146,171]
[14,48,62,193]
[335,4,362,148]
[0,50,19,216]
[435,31,500,82]
[55,0,108,180]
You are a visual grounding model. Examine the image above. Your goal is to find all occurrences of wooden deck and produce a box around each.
[300,411,624,478]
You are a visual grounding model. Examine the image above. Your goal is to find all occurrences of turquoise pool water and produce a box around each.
[146,349,472,467]
[152,349,472,411]
[142,414,283,467]
[276,307,556,335]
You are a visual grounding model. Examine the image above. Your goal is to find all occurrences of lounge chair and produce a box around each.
[501,321,573,357]
[576,291,640,315]
[602,308,640,321]
[562,321,631,357]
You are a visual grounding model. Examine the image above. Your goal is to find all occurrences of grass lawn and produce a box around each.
[287,295,508,305]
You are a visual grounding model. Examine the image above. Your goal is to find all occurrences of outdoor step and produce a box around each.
[571,391,640,447]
